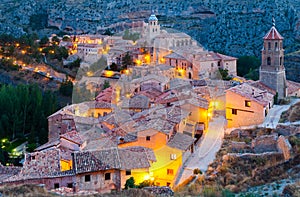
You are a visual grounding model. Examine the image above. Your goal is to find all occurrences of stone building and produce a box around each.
[260,22,287,100]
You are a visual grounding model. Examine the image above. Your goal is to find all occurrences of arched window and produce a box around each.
[280,57,282,65]
[267,57,271,65]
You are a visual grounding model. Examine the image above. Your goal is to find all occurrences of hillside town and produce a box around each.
[0,13,300,196]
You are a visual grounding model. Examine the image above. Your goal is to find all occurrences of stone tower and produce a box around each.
[260,21,287,99]
[148,13,160,41]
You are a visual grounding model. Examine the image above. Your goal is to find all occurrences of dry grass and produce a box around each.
[0,184,56,197]
[0,185,154,197]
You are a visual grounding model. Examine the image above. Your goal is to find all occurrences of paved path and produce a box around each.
[175,116,226,186]
[260,98,300,129]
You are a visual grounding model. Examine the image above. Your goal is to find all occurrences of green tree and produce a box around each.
[52,36,60,45]
[122,52,132,70]
[237,56,260,77]
[103,29,113,36]
[125,177,136,189]
[0,84,58,145]
[59,80,73,97]
[109,62,119,71]
[40,36,49,46]
[103,80,110,90]
[66,58,81,69]
[218,68,232,80]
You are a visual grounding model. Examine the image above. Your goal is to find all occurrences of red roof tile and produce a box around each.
[264,26,283,40]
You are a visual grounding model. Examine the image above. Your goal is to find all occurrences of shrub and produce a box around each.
[193,168,202,175]
[125,177,136,189]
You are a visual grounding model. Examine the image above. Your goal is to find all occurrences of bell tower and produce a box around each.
[260,19,287,99]
[148,12,160,41]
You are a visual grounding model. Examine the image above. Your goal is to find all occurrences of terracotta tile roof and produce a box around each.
[155,90,179,104]
[263,26,283,40]
[227,83,274,107]
[287,80,300,95]
[167,133,194,151]
[121,95,150,109]
[74,146,155,173]
[48,107,75,119]
[6,149,62,181]
[35,140,60,151]
[74,151,113,173]
[191,80,207,87]
[170,78,192,90]
[96,87,113,102]
[132,74,169,85]
[249,81,276,95]
[214,53,237,61]
[138,87,163,100]
[83,137,117,151]
[119,147,156,169]
[106,126,138,145]
[60,130,83,145]
[164,52,186,60]
[0,165,21,183]
[80,101,112,109]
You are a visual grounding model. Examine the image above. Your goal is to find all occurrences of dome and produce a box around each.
[149,14,158,21]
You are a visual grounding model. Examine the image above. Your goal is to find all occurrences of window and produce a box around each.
[105,173,111,180]
[268,42,271,50]
[31,156,35,160]
[275,42,278,50]
[146,136,151,141]
[211,63,214,68]
[267,57,271,66]
[67,183,73,188]
[85,175,91,182]
[126,170,131,176]
[167,169,174,175]
[280,57,282,65]
[245,101,251,107]
[170,154,177,160]
[232,109,237,115]
[54,183,59,189]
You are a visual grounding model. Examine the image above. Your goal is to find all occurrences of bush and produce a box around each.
[193,168,202,175]
[125,177,136,189]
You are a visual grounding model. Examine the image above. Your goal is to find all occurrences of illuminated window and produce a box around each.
[126,170,131,175]
[245,101,251,107]
[232,109,237,115]
[105,173,111,180]
[167,169,174,175]
[170,154,177,160]
[85,175,91,182]
[146,136,151,141]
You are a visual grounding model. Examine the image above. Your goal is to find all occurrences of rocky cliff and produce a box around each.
[1,0,300,81]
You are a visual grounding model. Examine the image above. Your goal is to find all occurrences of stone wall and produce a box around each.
[277,135,292,161]
[251,134,278,153]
